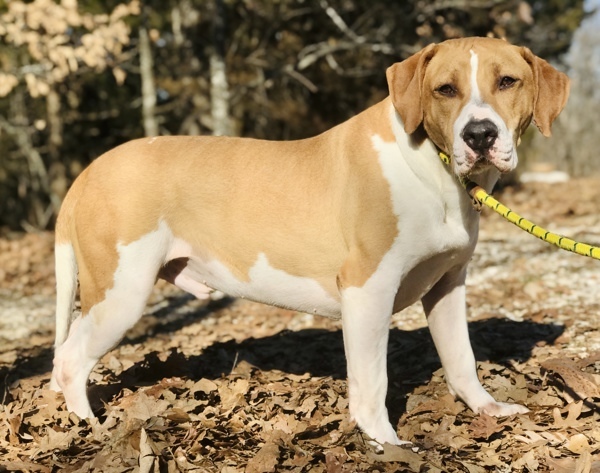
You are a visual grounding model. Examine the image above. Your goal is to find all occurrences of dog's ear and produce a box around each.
[386,44,437,135]
[521,47,570,137]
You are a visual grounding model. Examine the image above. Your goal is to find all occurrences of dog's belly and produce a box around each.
[172,253,342,318]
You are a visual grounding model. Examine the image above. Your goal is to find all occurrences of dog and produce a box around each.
[50,37,569,445]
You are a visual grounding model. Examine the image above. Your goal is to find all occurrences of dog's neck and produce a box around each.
[468,166,502,194]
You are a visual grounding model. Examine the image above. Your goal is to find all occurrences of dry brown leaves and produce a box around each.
[1,178,600,472]
[0,0,139,97]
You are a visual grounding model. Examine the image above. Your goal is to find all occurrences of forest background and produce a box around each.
[0,0,595,231]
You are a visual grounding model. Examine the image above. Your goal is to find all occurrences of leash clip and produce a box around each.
[471,196,483,212]
[463,179,483,212]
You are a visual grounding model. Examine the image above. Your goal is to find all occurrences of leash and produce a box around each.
[438,151,600,260]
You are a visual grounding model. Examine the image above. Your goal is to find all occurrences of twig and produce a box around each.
[283,65,319,92]
[318,0,364,43]
[297,41,395,71]
[230,351,239,375]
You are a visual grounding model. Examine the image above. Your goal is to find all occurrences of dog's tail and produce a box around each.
[53,171,86,348]
[54,240,78,347]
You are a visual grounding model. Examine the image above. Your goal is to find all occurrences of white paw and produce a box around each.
[478,401,529,417]
[356,417,405,446]
[367,435,413,449]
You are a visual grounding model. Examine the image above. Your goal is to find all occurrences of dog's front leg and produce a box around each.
[422,268,529,417]
[341,286,402,446]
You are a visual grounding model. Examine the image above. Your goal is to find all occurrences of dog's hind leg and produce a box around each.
[51,228,167,419]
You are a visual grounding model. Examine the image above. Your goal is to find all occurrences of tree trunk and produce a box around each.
[46,85,66,219]
[209,0,232,136]
[139,19,158,137]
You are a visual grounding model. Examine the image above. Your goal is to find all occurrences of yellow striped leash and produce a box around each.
[439,151,600,260]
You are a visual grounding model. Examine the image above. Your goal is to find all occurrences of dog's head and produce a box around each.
[387,37,570,178]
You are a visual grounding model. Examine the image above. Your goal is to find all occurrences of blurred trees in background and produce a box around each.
[0,0,139,229]
[0,0,586,230]
[525,5,600,176]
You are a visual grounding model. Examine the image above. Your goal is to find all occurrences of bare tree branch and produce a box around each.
[318,0,364,43]
[139,5,159,137]
[297,41,397,71]
[283,65,318,92]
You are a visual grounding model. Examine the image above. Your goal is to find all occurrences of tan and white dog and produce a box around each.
[50,37,569,445]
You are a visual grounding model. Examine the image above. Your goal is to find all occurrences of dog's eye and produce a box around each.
[436,84,457,97]
[499,76,517,90]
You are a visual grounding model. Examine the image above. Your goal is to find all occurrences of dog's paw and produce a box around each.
[363,430,408,448]
[478,401,529,417]
[365,436,417,455]
[357,419,406,446]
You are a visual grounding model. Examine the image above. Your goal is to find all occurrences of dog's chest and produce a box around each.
[371,137,478,311]
[376,199,476,313]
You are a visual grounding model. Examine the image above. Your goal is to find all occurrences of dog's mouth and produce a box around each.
[465,157,494,176]
[473,151,512,172]
[452,143,517,179]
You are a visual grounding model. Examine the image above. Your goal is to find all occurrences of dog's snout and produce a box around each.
[462,119,499,151]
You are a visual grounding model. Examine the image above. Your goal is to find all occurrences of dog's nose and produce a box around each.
[462,119,498,151]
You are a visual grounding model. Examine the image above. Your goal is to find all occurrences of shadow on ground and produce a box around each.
[0,346,53,402]
[0,293,565,418]
[91,301,564,420]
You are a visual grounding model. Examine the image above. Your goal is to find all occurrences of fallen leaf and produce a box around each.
[367,443,425,471]
[467,413,507,440]
[37,425,79,453]
[192,378,218,395]
[515,430,546,445]
[138,428,157,473]
[325,446,351,473]
[429,415,472,450]
[565,433,590,454]
[119,392,170,421]
[219,378,249,411]
[553,401,584,428]
[463,463,487,473]
[547,452,598,473]
[512,449,540,472]
[542,358,600,399]
[1,461,51,473]
[246,442,280,473]
[528,389,563,408]
[164,407,190,423]
[7,415,22,445]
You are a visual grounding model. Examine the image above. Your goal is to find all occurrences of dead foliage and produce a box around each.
[1,178,600,471]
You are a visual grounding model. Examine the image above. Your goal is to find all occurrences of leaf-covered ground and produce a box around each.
[1,178,599,472]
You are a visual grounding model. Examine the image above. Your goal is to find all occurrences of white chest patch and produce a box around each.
[370,130,476,311]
